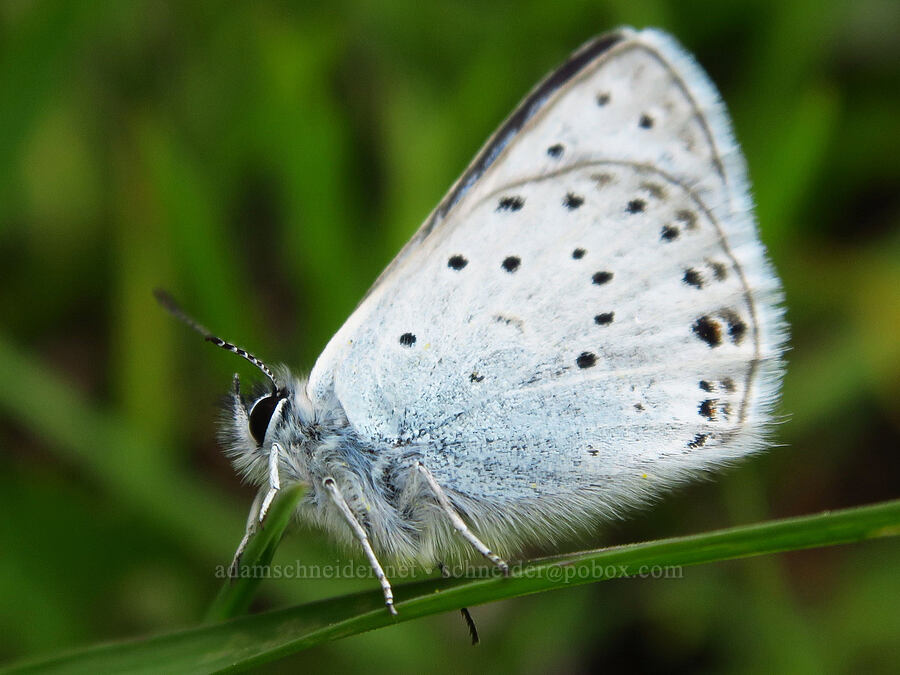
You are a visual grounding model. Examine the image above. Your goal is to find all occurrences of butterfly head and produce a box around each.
[224,368,292,482]
[222,360,355,489]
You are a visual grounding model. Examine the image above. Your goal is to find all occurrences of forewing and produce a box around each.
[307,28,785,509]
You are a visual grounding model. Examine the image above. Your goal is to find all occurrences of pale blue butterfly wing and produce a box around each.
[307,27,785,545]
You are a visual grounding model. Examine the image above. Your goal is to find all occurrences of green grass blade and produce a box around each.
[204,486,306,623]
[5,499,897,675]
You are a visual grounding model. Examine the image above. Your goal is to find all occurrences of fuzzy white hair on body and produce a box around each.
[160,26,787,618]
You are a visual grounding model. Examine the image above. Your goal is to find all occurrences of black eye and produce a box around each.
[248,394,282,445]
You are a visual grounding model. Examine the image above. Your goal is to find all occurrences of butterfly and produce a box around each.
[159,26,786,618]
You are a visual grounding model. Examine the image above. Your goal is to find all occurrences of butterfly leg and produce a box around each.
[439,562,480,645]
[228,487,265,578]
[417,462,509,575]
[258,442,282,522]
[228,441,282,578]
[323,477,397,615]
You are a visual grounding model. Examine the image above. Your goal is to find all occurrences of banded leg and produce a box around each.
[417,462,509,575]
[228,488,264,578]
[258,442,282,522]
[323,477,397,616]
[228,441,282,578]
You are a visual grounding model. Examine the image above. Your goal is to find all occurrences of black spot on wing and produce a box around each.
[572,248,586,259]
[448,255,468,270]
[596,92,611,106]
[594,312,614,325]
[497,196,524,211]
[626,199,646,214]
[576,352,597,369]
[399,333,416,347]
[719,309,747,345]
[683,268,703,288]
[547,143,564,158]
[692,316,722,347]
[639,113,654,129]
[592,271,613,285]
[564,192,584,210]
[661,225,680,241]
[501,256,521,272]
[699,399,717,420]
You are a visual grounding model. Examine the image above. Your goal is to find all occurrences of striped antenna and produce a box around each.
[154,289,280,391]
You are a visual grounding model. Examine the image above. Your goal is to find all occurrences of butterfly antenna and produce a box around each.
[153,288,280,391]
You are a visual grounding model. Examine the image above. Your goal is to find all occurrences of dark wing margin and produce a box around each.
[360,29,628,304]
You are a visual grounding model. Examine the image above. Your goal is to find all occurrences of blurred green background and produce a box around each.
[1,0,898,672]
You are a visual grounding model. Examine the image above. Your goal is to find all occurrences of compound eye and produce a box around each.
[248,394,281,445]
